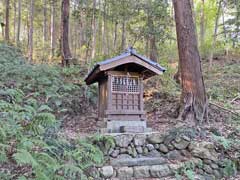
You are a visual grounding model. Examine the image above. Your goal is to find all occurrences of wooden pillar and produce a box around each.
[107,74,112,116]
[139,77,144,118]
[98,82,101,119]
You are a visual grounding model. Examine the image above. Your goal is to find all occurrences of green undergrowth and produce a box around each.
[0,43,101,179]
[204,58,240,106]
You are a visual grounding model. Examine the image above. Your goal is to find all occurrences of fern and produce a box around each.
[0,171,12,180]
[0,88,24,103]
[33,113,56,127]
[0,149,8,163]
[0,44,103,179]
[35,152,59,171]
[175,160,197,180]
[57,164,87,180]
[212,135,232,150]
[184,169,195,180]
[38,105,53,112]
[74,140,104,169]
[24,112,56,135]
[223,160,237,177]
[17,176,28,180]
[25,98,38,109]
[0,100,12,111]
[89,134,115,153]
[13,149,38,167]
[0,126,7,141]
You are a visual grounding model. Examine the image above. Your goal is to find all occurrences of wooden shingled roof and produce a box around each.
[85,47,166,85]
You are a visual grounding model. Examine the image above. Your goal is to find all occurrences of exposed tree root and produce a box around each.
[174,92,209,127]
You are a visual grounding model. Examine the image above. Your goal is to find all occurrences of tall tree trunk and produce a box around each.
[73,20,78,57]
[147,13,158,62]
[200,0,205,49]
[96,0,101,54]
[102,0,108,55]
[5,0,10,42]
[91,0,97,59]
[190,0,196,24]
[173,0,208,123]
[13,0,17,42]
[149,35,158,62]
[43,0,47,48]
[78,14,83,54]
[221,1,228,56]
[121,20,126,50]
[42,0,47,61]
[233,0,240,48]
[16,0,21,46]
[1,23,4,39]
[145,36,149,57]
[50,0,55,58]
[190,0,199,46]
[60,0,72,66]
[221,2,227,41]
[209,0,222,69]
[28,0,34,62]
[113,21,118,51]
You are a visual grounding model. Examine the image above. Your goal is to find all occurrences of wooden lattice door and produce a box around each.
[111,75,141,111]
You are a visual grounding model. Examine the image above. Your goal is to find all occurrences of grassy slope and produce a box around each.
[0,43,102,180]
[204,55,240,111]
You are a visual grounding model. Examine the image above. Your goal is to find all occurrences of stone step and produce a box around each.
[110,157,167,167]
[100,164,174,179]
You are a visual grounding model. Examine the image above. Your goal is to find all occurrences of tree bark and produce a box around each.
[173,0,208,123]
[50,0,55,58]
[102,0,108,55]
[209,0,222,69]
[221,2,227,41]
[91,0,97,59]
[233,0,240,48]
[5,0,10,42]
[149,35,158,62]
[28,0,34,62]
[200,0,205,49]
[43,0,47,47]
[106,3,110,55]
[145,36,149,58]
[121,20,126,50]
[190,0,196,24]
[13,0,17,42]
[16,0,21,46]
[113,21,118,51]
[1,23,4,39]
[221,1,228,56]
[148,13,158,62]
[72,11,77,57]
[78,14,83,53]
[60,0,72,66]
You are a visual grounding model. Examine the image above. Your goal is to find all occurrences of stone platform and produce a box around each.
[94,131,229,180]
[101,120,152,133]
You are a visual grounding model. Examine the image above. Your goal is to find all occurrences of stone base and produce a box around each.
[92,131,232,180]
[99,164,174,179]
[110,157,167,167]
[103,120,152,133]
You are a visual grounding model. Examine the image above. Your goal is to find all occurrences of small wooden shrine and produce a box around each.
[85,47,166,133]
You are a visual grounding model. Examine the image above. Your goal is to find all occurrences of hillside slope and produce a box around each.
[0,43,102,179]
